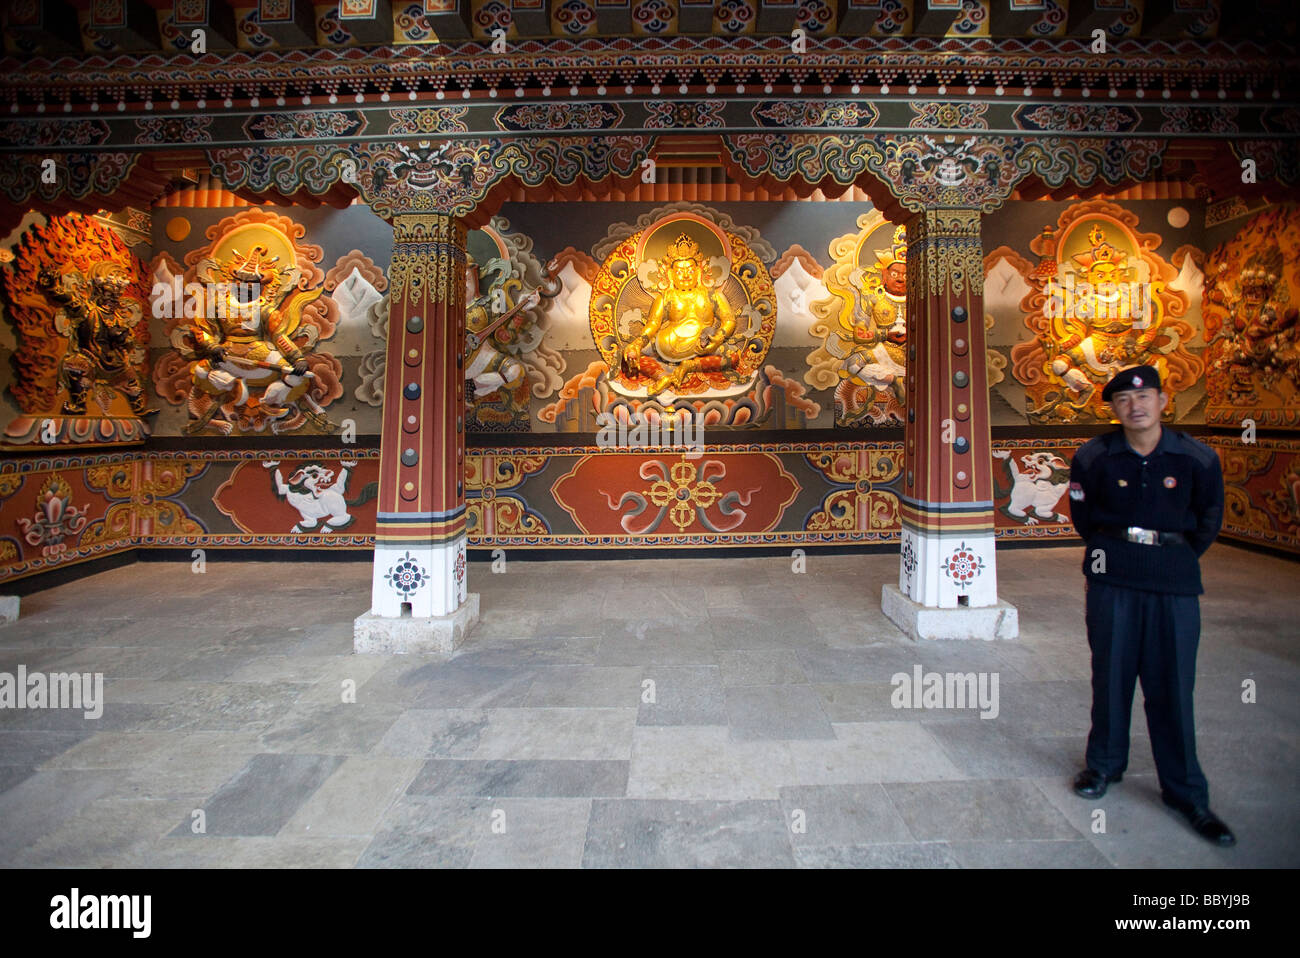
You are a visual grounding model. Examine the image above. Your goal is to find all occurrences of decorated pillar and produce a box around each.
[357,212,477,649]
[883,207,1016,639]
[896,208,998,608]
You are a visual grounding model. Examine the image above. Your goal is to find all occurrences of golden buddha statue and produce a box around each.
[621,233,741,396]
[839,224,908,407]
[1046,223,1165,411]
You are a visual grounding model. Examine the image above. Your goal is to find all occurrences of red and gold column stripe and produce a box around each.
[901,207,994,531]
[376,212,467,545]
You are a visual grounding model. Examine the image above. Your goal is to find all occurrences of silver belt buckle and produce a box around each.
[1127,526,1157,545]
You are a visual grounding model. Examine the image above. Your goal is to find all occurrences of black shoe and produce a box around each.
[1073,768,1123,799]
[1162,795,1236,846]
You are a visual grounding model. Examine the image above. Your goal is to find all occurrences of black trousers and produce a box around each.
[1084,578,1210,809]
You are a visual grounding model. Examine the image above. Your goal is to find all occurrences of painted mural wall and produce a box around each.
[2,192,1298,585]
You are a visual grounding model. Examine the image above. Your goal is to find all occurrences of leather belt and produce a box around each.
[1097,526,1187,546]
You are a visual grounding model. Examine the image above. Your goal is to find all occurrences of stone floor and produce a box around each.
[0,544,1296,868]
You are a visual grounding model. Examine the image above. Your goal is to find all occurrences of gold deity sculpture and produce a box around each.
[838,224,908,409]
[187,244,326,433]
[621,233,742,397]
[1038,222,1167,417]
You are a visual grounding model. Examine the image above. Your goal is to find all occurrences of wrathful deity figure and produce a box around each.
[839,225,908,409]
[38,262,151,416]
[621,234,743,397]
[185,245,327,434]
[1205,255,1299,403]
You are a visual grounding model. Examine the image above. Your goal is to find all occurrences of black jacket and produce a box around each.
[1068,427,1224,595]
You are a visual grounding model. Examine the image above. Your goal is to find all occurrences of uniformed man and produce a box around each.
[1067,364,1235,846]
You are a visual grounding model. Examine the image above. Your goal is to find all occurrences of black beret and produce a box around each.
[1102,365,1162,401]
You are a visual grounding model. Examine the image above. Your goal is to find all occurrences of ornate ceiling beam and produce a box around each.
[912,0,965,37]
[718,130,1183,217]
[3,34,1288,92]
[1142,0,1220,40]
[986,1,1062,39]
[2,90,1293,157]
[3,127,1295,241]
[84,0,164,53]
[423,0,475,40]
[755,0,799,34]
[3,0,83,57]
[1066,0,1144,40]
[247,0,318,48]
[508,0,550,38]
[0,148,176,237]
[838,0,885,37]
[335,0,397,45]
[166,0,240,52]
[205,133,653,226]
[1,46,1293,121]
[592,0,633,37]
[678,0,714,35]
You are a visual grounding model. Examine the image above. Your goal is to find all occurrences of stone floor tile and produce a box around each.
[884,779,1084,842]
[407,758,628,798]
[725,685,835,741]
[0,769,132,865]
[373,709,491,759]
[0,765,37,796]
[717,650,809,687]
[948,839,1114,869]
[626,726,795,800]
[778,783,913,846]
[12,797,197,867]
[469,798,593,868]
[471,708,637,761]
[0,729,93,767]
[523,666,643,708]
[258,703,405,755]
[582,799,794,868]
[788,722,967,784]
[637,666,726,726]
[595,623,718,667]
[0,546,1293,868]
[358,796,490,868]
[171,753,345,837]
[281,755,424,837]
[793,843,960,868]
[925,723,1083,779]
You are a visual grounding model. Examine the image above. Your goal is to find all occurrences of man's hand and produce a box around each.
[208,347,226,365]
[291,358,310,376]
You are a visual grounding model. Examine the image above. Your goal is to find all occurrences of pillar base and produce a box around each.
[1,596,18,626]
[882,584,1018,641]
[353,593,480,655]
